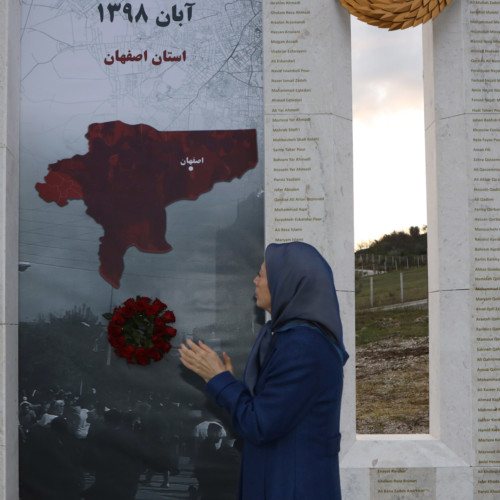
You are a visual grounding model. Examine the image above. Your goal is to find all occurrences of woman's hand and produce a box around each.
[179,339,234,383]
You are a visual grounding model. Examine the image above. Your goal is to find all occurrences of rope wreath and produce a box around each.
[339,0,454,30]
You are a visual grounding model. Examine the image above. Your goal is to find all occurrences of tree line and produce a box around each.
[356,226,427,258]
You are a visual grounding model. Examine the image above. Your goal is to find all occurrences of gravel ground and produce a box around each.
[356,335,429,434]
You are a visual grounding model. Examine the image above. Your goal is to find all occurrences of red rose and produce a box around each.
[153,338,170,352]
[154,316,166,326]
[124,298,135,308]
[135,297,151,313]
[153,325,167,336]
[134,347,149,365]
[147,347,164,361]
[146,298,166,316]
[153,298,167,310]
[115,345,135,360]
[108,323,123,336]
[112,313,126,325]
[121,305,135,318]
[162,311,176,323]
[165,326,177,338]
[135,303,146,313]
[108,335,125,348]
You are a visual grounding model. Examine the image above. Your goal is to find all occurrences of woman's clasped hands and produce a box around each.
[179,339,234,383]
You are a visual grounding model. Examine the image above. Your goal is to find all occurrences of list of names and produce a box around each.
[469,1,500,486]
[370,468,436,499]
[269,0,312,114]
[266,1,332,245]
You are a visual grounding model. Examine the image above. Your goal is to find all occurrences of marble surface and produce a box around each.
[428,289,474,461]
[0,0,6,152]
[341,0,500,497]
[263,0,351,117]
[262,0,357,479]
[425,114,472,293]
[264,112,354,291]
[0,146,19,326]
[337,288,356,449]
[0,324,19,500]
[0,0,20,156]
[0,0,20,499]
[262,0,353,287]
[424,0,467,124]
[422,0,500,498]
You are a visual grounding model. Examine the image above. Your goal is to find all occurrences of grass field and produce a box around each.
[356,307,429,346]
[355,266,429,433]
[355,265,428,310]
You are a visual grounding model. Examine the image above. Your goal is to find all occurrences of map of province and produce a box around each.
[36,121,258,288]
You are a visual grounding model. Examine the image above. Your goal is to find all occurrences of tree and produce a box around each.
[19,304,103,396]
[409,226,420,239]
[355,226,427,257]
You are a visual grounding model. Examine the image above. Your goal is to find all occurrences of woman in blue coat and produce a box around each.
[180,242,349,500]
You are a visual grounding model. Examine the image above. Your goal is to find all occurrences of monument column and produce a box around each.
[0,0,20,497]
[424,0,500,496]
[262,0,356,451]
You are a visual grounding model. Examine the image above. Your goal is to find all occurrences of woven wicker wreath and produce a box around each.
[339,0,454,30]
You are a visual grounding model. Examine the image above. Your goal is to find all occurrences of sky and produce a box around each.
[350,19,427,248]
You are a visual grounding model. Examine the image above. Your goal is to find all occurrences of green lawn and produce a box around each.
[355,266,428,310]
[356,307,429,346]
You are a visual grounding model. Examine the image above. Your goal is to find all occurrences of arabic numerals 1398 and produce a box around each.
[98,3,148,23]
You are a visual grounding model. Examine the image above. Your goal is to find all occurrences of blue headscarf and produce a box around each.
[244,242,348,394]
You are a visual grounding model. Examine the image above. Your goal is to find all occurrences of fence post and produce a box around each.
[370,276,374,308]
[400,272,404,303]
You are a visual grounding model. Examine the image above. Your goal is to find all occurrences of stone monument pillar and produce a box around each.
[0,0,20,497]
[263,0,356,451]
[424,0,500,496]
[336,0,500,498]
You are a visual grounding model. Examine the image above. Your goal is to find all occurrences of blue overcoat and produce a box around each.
[206,324,344,500]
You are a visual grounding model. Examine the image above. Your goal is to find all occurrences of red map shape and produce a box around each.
[36,121,258,287]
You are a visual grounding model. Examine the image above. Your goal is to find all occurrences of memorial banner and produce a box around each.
[18,1,264,498]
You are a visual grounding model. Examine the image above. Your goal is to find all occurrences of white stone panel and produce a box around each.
[264,112,353,288]
[0,322,19,500]
[342,435,467,469]
[263,0,351,117]
[0,0,20,498]
[0,146,18,326]
[428,289,474,462]
[426,0,467,122]
[341,467,370,499]
[338,288,356,449]
[436,467,474,499]
[425,114,472,294]
[425,0,500,497]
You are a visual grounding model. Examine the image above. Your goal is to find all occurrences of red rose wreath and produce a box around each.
[103,296,176,365]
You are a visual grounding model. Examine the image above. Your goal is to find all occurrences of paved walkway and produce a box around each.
[363,299,428,312]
